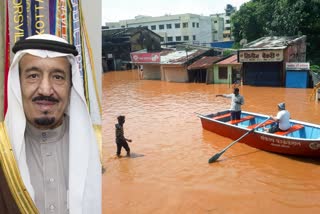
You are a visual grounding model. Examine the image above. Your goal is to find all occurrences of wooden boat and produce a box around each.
[197,110,320,157]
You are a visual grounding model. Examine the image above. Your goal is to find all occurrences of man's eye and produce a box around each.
[28,74,39,79]
[53,75,65,80]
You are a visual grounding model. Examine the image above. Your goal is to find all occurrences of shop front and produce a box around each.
[238,36,307,87]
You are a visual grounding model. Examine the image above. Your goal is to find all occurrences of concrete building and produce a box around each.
[106,14,213,46]
[210,15,224,42]
[238,35,307,87]
[210,4,237,42]
[105,4,237,45]
[102,27,161,71]
[130,46,217,82]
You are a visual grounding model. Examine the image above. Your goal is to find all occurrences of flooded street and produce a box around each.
[102,70,320,214]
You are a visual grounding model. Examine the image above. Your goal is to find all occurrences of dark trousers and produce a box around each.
[268,123,284,133]
[116,141,130,156]
[231,111,241,120]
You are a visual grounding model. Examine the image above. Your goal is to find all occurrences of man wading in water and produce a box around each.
[115,115,132,157]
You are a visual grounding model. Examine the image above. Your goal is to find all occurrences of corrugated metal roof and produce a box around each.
[216,55,241,65]
[161,49,207,64]
[240,36,305,51]
[187,56,222,70]
[131,48,211,64]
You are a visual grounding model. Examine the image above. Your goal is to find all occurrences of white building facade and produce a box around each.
[113,14,213,46]
[210,4,236,41]
[104,4,238,45]
[210,14,224,42]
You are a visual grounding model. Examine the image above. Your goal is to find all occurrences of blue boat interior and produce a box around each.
[209,111,320,139]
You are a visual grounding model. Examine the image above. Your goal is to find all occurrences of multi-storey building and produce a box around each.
[104,4,237,45]
[106,14,213,46]
[210,14,224,42]
[210,4,236,42]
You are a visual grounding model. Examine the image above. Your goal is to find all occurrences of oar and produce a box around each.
[208,117,270,163]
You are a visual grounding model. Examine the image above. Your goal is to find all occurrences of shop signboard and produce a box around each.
[286,62,310,70]
[238,50,283,62]
[131,52,161,63]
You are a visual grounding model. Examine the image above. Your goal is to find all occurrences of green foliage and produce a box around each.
[310,65,320,73]
[231,1,267,42]
[222,49,234,57]
[232,0,320,63]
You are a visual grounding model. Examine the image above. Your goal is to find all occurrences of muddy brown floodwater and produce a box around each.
[102,70,320,214]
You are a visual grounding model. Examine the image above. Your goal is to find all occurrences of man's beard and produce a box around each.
[34,111,55,126]
[34,117,56,126]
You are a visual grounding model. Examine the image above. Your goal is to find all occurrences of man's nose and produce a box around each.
[38,77,54,96]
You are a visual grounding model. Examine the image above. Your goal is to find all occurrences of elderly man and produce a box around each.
[0,34,101,213]
[265,102,291,133]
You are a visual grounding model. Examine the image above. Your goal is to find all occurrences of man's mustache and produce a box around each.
[32,96,59,103]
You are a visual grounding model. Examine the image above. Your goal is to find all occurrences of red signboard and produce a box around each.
[130,52,161,63]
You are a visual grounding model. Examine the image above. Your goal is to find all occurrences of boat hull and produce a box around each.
[199,111,320,157]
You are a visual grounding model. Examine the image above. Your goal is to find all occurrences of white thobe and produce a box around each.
[25,119,69,214]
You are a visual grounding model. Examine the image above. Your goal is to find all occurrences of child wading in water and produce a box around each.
[115,115,132,157]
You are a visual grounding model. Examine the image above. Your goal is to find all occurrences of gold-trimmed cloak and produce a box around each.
[0,122,38,214]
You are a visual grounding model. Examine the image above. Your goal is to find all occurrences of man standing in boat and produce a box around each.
[216,88,244,121]
[265,102,291,133]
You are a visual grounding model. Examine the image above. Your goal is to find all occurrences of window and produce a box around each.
[193,35,196,40]
[160,37,164,42]
[218,67,228,79]
[183,36,189,41]
[175,23,180,28]
[166,24,172,29]
[226,20,230,24]
[121,25,125,28]
[176,36,181,41]
[225,27,231,31]
[196,23,199,28]
[159,24,164,30]
[151,25,156,30]
[223,34,230,38]
[167,36,173,42]
[192,22,195,27]
[183,22,188,28]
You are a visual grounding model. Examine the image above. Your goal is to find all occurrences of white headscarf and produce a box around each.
[5,34,101,214]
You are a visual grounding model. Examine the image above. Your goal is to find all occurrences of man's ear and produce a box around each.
[70,65,73,87]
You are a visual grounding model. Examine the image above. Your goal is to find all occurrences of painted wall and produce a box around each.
[206,67,214,83]
[161,65,188,82]
[213,65,232,84]
[143,64,161,80]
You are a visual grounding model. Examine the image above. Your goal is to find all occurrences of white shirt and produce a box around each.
[276,110,291,130]
[25,119,69,214]
[223,93,244,111]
